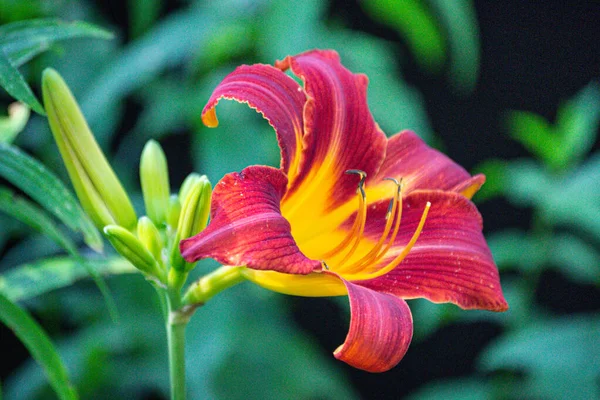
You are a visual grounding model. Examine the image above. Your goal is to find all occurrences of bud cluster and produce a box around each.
[42,68,212,286]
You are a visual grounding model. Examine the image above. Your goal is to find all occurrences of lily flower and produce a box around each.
[181,50,507,372]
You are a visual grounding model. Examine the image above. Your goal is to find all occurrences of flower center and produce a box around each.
[321,170,430,281]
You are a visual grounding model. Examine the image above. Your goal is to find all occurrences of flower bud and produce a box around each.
[137,216,164,267]
[170,176,211,271]
[104,225,166,284]
[140,140,170,225]
[178,173,202,204]
[166,194,181,230]
[42,68,137,230]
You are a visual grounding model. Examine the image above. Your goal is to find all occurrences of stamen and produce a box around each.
[321,261,330,270]
[350,201,431,281]
[341,178,402,273]
[322,170,367,259]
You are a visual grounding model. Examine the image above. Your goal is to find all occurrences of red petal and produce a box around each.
[201,64,305,176]
[334,279,413,372]
[180,166,320,274]
[358,190,508,311]
[277,50,387,211]
[372,130,479,197]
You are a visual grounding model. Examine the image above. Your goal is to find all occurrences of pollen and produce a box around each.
[323,171,430,281]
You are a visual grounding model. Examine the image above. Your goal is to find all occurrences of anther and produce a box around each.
[345,169,367,197]
[321,261,330,270]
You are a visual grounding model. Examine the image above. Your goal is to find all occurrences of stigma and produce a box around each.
[322,170,430,281]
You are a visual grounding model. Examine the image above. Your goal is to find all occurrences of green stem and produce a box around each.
[166,295,188,400]
[182,266,246,306]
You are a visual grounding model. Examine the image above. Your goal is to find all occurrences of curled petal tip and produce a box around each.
[201,107,219,128]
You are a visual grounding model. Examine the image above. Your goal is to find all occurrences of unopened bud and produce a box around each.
[42,69,137,230]
[178,173,202,204]
[166,195,181,230]
[104,225,166,284]
[137,216,164,267]
[170,177,211,271]
[140,140,170,225]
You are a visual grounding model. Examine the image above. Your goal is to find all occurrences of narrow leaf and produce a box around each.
[0,19,113,67]
[0,143,103,252]
[361,0,445,73]
[0,187,78,252]
[0,187,119,320]
[0,291,78,400]
[0,50,45,115]
[0,256,136,302]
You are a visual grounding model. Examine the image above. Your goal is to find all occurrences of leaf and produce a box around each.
[0,256,135,302]
[506,111,555,166]
[0,50,45,115]
[0,187,78,254]
[127,0,163,39]
[480,316,600,399]
[0,291,78,400]
[508,82,600,171]
[555,82,600,167]
[0,143,103,252]
[427,0,480,93]
[361,0,446,73]
[80,9,215,144]
[0,19,113,67]
[550,233,600,284]
[0,187,120,319]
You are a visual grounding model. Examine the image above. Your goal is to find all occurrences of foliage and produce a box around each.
[0,0,598,399]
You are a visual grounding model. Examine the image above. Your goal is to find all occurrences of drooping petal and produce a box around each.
[277,50,387,237]
[334,279,413,373]
[368,130,481,202]
[354,190,508,311]
[201,64,305,177]
[180,166,320,274]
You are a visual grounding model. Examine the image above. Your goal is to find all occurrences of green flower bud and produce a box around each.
[166,194,181,230]
[178,173,202,204]
[170,177,211,271]
[137,216,164,267]
[104,225,166,284]
[42,68,137,230]
[140,140,170,225]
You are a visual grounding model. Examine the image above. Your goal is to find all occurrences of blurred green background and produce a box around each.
[1,0,599,399]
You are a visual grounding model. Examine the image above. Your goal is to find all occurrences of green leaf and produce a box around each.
[0,256,135,302]
[0,187,120,319]
[0,50,45,115]
[0,19,113,67]
[80,9,215,144]
[427,0,480,93]
[361,0,446,73]
[506,111,554,166]
[0,143,103,252]
[555,82,600,167]
[128,0,162,39]
[480,316,600,399]
[0,291,78,400]
[0,187,77,254]
[507,82,600,171]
